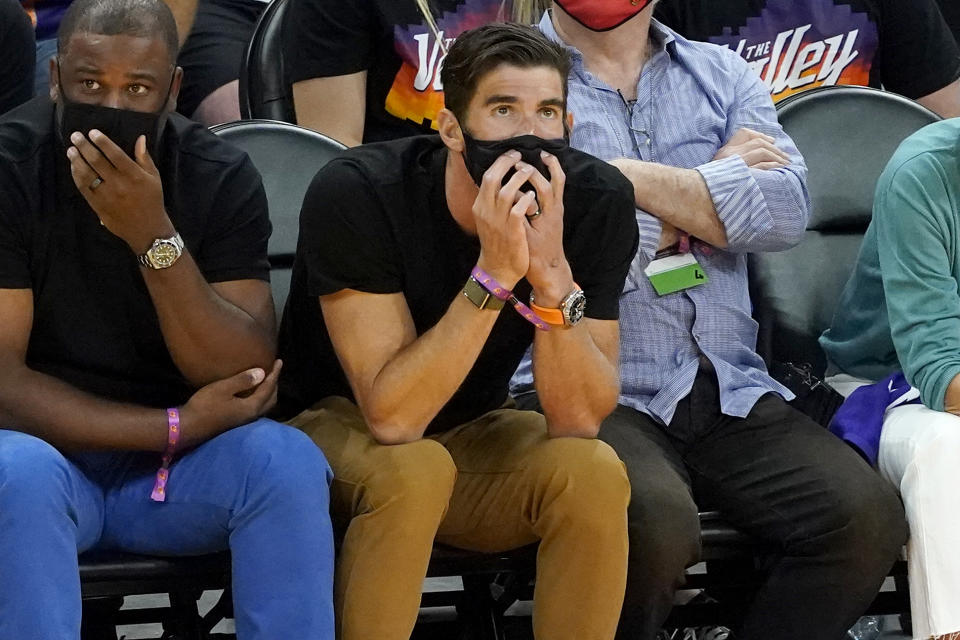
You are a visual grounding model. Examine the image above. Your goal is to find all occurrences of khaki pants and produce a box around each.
[287,396,630,640]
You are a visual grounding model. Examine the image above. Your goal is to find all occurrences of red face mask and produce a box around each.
[554,0,653,31]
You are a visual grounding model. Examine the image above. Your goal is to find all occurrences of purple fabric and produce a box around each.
[828,371,921,465]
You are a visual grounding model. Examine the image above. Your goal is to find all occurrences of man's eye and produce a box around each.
[540,108,558,118]
[495,106,511,115]
[128,84,149,96]
[81,79,100,91]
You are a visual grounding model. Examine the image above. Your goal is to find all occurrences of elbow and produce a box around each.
[368,424,423,446]
[366,421,425,445]
[548,422,602,439]
[364,405,428,445]
[544,393,617,439]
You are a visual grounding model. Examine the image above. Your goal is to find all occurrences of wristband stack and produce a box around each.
[469,266,551,331]
[150,407,181,502]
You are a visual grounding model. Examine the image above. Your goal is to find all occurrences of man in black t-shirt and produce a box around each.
[279,23,638,640]
[0,0,335,635]
[1,0,34,115]
[656,0,960,117]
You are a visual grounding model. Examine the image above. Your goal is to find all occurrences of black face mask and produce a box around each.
[461,132,570,190]
[56,61,173,159]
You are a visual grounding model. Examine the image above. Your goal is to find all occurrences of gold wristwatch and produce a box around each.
[138,233,184,270]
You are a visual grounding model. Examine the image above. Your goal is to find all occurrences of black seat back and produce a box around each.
[210,119,345,315]
[239,0,294,122]
[749,86,938,374]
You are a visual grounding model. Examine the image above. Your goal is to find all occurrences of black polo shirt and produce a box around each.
[276,135,639,433]
[0,97,271,408]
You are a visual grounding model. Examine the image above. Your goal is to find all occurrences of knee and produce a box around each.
[362,438,457,520]
[805,473,906,566]
[532,438,630,530]
[225,420,333,505]
[627,484,701,567]
[0,431,71,508]
[903,420,960,475]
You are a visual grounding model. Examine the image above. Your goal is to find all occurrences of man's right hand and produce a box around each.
[473,150,534,289]
[178,359,282,449]
[713,127,791,170]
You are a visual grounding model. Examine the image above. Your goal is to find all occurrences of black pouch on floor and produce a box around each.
[769,361,845,428]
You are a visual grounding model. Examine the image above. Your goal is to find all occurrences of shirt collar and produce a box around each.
[537,9,677,68]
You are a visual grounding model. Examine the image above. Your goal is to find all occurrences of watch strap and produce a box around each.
[530,284,584,326]
[463,276,506,310]
[529,301,566,326]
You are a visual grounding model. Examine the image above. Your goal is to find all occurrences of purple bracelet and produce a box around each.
[150,407,181,502]
[471,266,551,331]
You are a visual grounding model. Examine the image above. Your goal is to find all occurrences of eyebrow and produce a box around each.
[69,63,160,82]
[484,95,519,106]
[72,63,102,75]
[483,95,565,109]
[539,98,565,109]
[125,70,160,82]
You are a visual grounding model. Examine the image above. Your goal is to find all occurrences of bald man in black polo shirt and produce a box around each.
[0,0,334,635]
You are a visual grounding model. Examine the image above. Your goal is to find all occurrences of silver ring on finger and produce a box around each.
[526,209,542,221]
[89,176,104,191]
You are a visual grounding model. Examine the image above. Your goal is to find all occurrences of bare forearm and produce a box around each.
[533,325,619,438]
[359,295,500,443]
[614,159,728,248]
[143,252,276,385]
[0,367,168,452]
[163,0,198,46]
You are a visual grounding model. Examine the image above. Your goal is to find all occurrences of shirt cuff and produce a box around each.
[635,209,662,261]
[696,155,770,248]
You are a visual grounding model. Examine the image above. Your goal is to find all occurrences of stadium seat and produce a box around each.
[751,85,940,374]
[210,119,346,320]
[239,0,294,123]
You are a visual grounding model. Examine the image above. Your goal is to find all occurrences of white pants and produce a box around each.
[880,404,960,639]
[830,374,960,638]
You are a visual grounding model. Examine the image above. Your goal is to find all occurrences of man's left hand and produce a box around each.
[522,151,574,308]
[66,130,174,252]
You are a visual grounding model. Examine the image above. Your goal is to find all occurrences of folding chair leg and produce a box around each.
[458,575,507,640]
[165,589,205,640]
[81,596,122,640]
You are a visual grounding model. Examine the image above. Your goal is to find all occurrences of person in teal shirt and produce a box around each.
[822,118,960,640]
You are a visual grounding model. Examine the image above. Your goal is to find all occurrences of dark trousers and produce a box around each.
[597,365,907,640]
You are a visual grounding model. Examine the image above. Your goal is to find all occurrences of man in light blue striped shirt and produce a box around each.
[513,2,907,638]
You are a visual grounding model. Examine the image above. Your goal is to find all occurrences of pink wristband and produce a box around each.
[471,266,551,331]
[150,407,181,502]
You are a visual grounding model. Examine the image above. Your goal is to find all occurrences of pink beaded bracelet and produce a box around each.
[150,407,181,503]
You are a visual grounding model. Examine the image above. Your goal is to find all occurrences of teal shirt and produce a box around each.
[821,119,960,411]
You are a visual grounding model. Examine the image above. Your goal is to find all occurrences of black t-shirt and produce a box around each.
[0,97,271,408]
[655,0,960,103]
[283,0,514,143]
[1,0,34,115]
[276,135,639,433]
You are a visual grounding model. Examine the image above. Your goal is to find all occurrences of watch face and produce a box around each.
[150,240,181,268]
[564,291,587,325]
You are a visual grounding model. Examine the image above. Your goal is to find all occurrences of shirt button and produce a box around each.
[675,350,684,366]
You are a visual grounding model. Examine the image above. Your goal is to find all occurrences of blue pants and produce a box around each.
[0,420,335,639]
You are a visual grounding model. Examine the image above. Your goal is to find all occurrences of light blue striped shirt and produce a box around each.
[512,14,808,425]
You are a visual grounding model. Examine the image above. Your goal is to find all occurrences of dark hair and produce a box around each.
[58,0,179,64]
[440,22,571,124]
